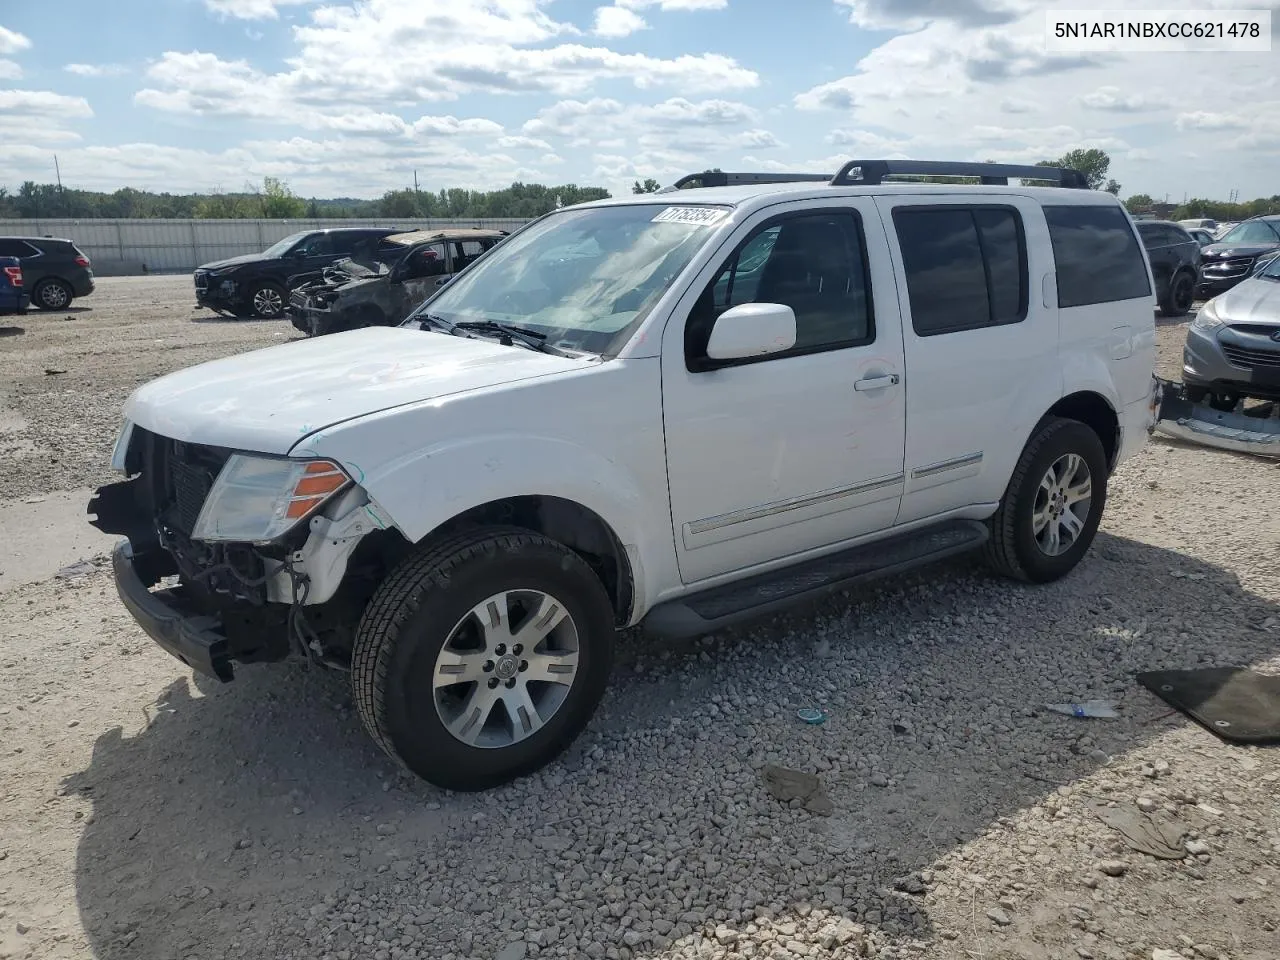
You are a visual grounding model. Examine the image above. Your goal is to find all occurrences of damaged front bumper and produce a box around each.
[88,432,395,680]
[111,540,235,681]
[1154,377,1280,459]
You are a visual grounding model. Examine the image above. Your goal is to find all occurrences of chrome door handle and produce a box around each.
[854,373,900,392]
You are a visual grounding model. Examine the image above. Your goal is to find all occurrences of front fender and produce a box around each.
[293,429,671,618]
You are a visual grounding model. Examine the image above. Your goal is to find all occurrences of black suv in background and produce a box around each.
[0,236,95,310]
[1134,220,1200,316]
[1196,216,1280,300]
[194,227,402,319]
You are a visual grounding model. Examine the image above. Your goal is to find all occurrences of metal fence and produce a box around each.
[0,218,531,275]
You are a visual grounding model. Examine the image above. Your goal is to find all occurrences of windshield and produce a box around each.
[1218,220,1280,245]
[262,231,309,257]
[1260,255,1280,280]
[414,203,725,356]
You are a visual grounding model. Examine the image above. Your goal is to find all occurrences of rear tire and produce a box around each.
[1158,270,1195,317]
[33,278,73,311]
[351,527,615,791]
[985,417,1108,584]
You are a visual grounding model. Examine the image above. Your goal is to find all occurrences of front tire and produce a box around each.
[351,527,615,791]
[985,417,1108,583]
[247,282,286,319]
[33,278,73,311]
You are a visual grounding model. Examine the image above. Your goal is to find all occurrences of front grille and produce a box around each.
[1223,344,1280,369]
[139,432,232,535]
[194,270,208,291]
[1203,257,1255,278]
[1226,323,1280,337]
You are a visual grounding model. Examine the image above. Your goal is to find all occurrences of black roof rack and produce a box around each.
[830,160,1088,188]
[663,160,1089,192]
[665,171,833,191]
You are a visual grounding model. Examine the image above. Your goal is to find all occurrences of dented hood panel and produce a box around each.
[124,327,588,454]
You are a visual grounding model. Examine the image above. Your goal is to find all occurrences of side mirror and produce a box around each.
[705,302,797,362]
[435,276,451,287]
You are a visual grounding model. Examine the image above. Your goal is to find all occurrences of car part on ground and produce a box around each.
[91,160,1159,791]
[1135,220,1201,317]
[0,235,95,310]
[288,229,507,337]
[1154,376,1280,459]
[193,227,403,319]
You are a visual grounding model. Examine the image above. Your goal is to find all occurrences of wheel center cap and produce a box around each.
[494,654,519,680]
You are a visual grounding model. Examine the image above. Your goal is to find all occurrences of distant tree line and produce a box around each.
[1124,193,1280,221]
[0,177,611,220]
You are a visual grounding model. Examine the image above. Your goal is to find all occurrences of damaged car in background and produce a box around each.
[1156,251,1280,458]
[289,229,507,337]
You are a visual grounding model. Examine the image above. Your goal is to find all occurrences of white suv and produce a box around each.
[90,160,1160,791]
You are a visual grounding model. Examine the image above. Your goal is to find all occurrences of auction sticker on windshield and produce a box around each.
[651,207,728,226]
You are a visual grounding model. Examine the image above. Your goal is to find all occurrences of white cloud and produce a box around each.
[0,26,31,55]
[204,0,314,21]
[137,2,756,129]
[65,63,129,77]
[0,89,93,119]
[592,6,647,37]
[999,97,1037,114]
[0,60,20,80]
[1078,86,1166,113]
[1175,111,1248,132]
[834,0,1026,29]
[495,135,553,150]
[0,89,93,147]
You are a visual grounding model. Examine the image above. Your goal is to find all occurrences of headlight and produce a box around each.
[110,420,135,474]
[1192,299,1225,331]
[192,454,351,544]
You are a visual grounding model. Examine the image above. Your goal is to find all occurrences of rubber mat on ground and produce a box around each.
[1137,668,1280,745]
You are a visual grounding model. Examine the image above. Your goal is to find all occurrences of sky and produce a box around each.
[0,0,1276,202]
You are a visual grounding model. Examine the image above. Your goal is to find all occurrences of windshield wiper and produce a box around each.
[415,312,455,333]
[452,320,567,355]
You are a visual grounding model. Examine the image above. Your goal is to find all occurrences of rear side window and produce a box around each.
[893,205,1028,337]
[1044,205,1151,308]
[0,239,36,258]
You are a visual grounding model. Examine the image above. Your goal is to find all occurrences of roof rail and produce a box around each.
[829,160,1088,189]
[664,171,833,191]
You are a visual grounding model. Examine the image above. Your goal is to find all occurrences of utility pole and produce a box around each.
[413,169,419,192]
[54,154,64,215]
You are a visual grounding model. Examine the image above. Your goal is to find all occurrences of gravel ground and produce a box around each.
[1,278,1278,960]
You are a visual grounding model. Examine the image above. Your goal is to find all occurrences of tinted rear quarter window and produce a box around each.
[1043,205,1151,308]
[893,205,1027,336]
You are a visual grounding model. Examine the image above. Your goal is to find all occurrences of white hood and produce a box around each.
[125,327,588,454]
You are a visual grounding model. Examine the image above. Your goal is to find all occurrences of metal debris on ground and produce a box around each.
[760,764,834,816]
[1045,700,1119,719]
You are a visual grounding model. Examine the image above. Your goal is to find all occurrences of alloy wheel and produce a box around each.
[433,589,579,749]
[1032,453,1092,557]
[253,287,284,317]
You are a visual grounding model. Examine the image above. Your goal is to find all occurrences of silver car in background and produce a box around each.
[1183,255,1280,409]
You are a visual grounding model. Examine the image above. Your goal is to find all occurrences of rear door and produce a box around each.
[877,195,1060,524]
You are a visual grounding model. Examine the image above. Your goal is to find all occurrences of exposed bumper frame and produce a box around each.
[1154,377,1280,459]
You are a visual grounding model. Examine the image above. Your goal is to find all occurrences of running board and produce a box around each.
[643,519,988,640]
